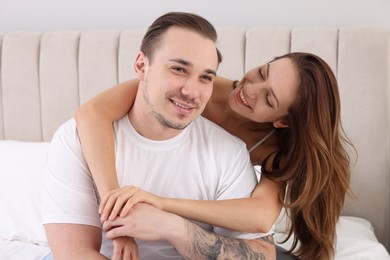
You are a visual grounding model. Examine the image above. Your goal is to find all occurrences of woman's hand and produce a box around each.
[100,185,164,222]
[112,236,139,260]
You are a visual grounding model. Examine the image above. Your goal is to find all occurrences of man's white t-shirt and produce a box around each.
[42,115,267,259]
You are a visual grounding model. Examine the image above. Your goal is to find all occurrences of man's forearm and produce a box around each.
[103,203,276,259]
[169,220,275,260]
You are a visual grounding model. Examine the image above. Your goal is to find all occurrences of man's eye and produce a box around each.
[201,75,212,82]
[173,67,185,73]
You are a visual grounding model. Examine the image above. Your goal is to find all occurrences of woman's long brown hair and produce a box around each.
[262,52,354,259]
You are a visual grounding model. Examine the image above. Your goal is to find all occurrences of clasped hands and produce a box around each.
[100,186,165,260]
[100,185,164,222]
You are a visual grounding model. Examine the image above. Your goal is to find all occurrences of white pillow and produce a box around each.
[0,140,50,245]
[274,216,390,259]
[335,216,390,259]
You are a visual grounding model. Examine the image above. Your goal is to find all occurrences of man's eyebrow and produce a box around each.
[169,59,216,76]
[170,58,192,67]
[205,69,217,76]
[268,63,280,107]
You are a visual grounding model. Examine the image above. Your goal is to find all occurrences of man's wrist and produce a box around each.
[162,214,189,248]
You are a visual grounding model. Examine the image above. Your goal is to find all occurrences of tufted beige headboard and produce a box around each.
[0,27,389,251]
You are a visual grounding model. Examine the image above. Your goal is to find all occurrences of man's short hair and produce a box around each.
[140,12,223,64]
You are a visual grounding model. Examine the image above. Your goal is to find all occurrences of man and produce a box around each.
[42,12,276,259]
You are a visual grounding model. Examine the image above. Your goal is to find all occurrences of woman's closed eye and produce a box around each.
[266,93,273,107]
[258,66,266,81]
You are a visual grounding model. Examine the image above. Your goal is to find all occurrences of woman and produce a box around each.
[75,52,353,259]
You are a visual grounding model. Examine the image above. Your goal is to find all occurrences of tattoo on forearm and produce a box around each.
[186,222,267,260]
[208,237,222,258]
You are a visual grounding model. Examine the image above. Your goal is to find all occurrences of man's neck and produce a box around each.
[127,105,184,141]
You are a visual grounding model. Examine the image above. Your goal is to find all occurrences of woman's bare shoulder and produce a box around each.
[214,76,234,90]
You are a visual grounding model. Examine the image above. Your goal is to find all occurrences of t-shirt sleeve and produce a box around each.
[41,119,101,228]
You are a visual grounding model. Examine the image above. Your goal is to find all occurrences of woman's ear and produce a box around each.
[273,120,289,128]
[134,52,147,80]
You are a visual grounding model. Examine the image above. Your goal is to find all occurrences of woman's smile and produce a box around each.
[235,87,252,110]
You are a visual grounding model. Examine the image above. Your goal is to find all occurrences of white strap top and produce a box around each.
[248,129,276,153]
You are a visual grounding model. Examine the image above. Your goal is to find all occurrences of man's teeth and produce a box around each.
[174,101,190,109]
[240,89,249,106]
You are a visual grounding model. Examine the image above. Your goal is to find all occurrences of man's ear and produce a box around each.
[134,52,147,80]
[273,120,289,128]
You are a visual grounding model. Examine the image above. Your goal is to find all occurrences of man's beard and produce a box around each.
[154,113,189,130]
[143,74,191,130]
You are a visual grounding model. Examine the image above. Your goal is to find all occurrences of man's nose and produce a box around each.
[181,77,200,99]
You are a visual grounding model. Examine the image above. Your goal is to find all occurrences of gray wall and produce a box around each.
[1,0,390,32]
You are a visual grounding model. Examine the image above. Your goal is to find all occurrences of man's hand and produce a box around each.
[103,203,183,241]
[112,236,139,260]
[100,186,164,222]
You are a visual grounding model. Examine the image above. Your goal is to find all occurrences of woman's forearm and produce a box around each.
[162,178,283,233]
[163,197,277,233]
[76,111,119,197]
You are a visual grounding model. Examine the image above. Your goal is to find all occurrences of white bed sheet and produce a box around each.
[0,240,49,260]
[275,216,390,260]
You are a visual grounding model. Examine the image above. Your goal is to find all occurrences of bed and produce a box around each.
[0,26,389,259]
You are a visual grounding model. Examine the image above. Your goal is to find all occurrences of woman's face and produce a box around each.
[228,57,299,127]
